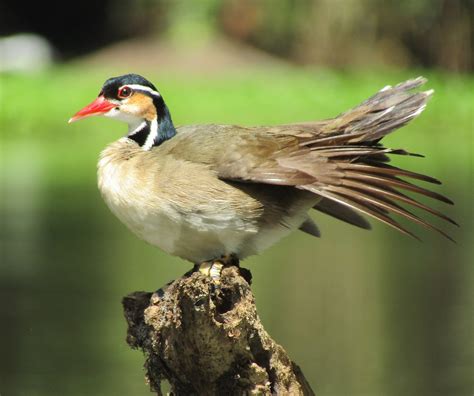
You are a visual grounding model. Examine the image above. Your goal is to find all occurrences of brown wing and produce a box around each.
[170,124,313,185]
[169,78,456,240]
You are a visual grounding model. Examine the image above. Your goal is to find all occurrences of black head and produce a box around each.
[70,73,176,150]
[101,74,159,100]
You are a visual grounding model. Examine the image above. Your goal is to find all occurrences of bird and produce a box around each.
[69,74,456,277]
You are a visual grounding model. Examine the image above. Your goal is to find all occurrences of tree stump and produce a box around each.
[122,266,315,395]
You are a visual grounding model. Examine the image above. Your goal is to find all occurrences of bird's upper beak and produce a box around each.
[69,95,116,123]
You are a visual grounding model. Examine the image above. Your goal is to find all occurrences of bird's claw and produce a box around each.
[198,261,224,283]
[197,254,239,284]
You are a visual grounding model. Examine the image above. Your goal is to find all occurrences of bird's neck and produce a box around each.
[127,101,176,150]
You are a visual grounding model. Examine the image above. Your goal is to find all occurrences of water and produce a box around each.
[1,137,472,396]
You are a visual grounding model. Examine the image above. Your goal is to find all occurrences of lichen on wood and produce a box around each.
[122,266,315,395]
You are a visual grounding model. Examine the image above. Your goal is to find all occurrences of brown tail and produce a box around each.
[291,77,457,240]
[301,77,433,145]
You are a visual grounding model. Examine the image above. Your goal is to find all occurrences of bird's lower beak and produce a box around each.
[69,95,116,123]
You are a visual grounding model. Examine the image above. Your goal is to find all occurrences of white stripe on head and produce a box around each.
[143,119,159,151]
[125,84,161,97]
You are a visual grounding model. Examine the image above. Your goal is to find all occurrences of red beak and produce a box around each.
[69,95,116,123]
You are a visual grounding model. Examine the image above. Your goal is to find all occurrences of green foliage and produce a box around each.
[216,0,473,71]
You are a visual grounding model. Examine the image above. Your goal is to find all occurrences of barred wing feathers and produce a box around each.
[244,77,456,239]
[172,78,456,240]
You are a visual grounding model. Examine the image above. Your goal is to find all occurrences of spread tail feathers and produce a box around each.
[302,77,433,145]
[290,77,457,240]
[220,77,456,240]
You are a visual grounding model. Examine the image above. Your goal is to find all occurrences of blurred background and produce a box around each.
[1,1,473,395]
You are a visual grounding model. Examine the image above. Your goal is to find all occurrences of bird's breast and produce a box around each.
[97,141,270,262]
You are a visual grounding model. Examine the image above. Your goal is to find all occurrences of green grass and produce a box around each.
[2,65,472,164]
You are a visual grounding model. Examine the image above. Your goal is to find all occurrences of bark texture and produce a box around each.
[122,266,315,395]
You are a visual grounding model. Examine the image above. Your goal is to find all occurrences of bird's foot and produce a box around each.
[198,261,224,283]
[196,254,240,284]
[195,254,252,284]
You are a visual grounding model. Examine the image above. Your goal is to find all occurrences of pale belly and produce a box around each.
[97,146,313,263]
[100,192,310,263]
[109,200,258,262]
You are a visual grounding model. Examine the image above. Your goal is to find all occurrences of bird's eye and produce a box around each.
[118,86,132,98]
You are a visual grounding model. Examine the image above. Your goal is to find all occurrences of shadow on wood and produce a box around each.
[122,266,315,395]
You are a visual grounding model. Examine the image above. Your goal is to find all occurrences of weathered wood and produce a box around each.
[123,266,315,395]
